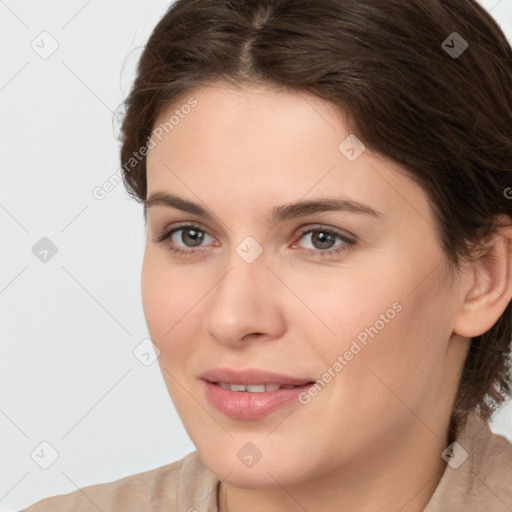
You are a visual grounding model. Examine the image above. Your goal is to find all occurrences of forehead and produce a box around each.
[150,81,345,161]
[146,81,430,223]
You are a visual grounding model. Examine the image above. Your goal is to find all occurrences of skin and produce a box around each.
[142,80,512,512]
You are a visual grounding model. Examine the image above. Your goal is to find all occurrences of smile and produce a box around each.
[215,382,305,392]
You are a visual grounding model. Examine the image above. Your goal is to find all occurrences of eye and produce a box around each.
[294,226,356,258]
[171,227,211,248]
[154,223,216,255]
[154,223,356,259]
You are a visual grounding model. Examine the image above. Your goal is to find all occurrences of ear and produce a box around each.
[453,216,512,338]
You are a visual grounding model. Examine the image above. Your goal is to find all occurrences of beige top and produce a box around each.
[23,411,512,511]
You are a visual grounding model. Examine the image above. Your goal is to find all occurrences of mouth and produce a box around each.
[213,382,311,392]
[200,367,314,387]
[200,368,316,420]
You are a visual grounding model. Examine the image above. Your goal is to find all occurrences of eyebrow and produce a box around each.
[144,191,383,223]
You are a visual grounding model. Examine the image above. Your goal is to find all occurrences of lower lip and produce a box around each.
[203,381,314,420]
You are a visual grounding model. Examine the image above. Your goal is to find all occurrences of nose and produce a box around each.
[204,252,287,347]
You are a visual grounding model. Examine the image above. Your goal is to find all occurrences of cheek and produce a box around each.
[277,261,406,364]
[141,249,200,360]
[141,251,206,417]
[327,266,454,420]
[294,251,454,396]
[141,254,170,340]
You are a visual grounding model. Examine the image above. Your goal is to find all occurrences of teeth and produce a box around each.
[246,384,266,393]
[216,382,297,392]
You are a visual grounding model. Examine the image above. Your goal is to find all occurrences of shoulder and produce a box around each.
[426,411,512,511]
[468,413,512,505]
[21,451,219,512]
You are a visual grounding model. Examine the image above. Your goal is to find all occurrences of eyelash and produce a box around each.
[154,222,356,259]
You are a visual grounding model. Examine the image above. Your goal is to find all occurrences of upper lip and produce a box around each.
[200,368,314,386]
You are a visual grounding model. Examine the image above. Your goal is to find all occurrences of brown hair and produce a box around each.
[119,0,512,436]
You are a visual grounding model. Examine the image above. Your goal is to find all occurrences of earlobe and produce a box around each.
[453,219,512,339]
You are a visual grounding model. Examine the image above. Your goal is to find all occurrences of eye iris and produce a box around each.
[182,228,204,247]
[312,231,335,249]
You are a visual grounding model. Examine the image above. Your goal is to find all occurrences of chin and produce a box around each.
[198,445,312,489]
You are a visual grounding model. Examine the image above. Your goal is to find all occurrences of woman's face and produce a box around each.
[142,81,469,488]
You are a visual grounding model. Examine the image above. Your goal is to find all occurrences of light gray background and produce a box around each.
[1,1,512,510]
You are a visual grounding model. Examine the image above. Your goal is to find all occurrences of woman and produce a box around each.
[23,0,512,510]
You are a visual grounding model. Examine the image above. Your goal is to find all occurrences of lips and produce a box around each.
[200,368,316,420]
[217,382,300,392]
[200,367,314,387]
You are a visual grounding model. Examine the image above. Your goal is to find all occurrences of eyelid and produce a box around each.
[153,221,215,244]
[292,224,356,243]
[154,221,357,258]
[154,222,354,242]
